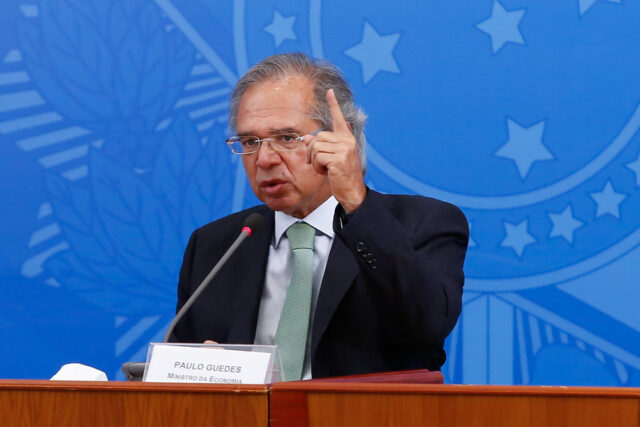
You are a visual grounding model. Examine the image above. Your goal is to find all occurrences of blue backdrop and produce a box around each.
[1,0,639,384]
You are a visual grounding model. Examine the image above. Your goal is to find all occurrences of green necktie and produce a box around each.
[274,222,316,381]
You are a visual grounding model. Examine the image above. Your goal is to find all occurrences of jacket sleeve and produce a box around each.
[334,190,469,345]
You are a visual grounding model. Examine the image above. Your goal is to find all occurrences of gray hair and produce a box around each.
[229,52,367,173]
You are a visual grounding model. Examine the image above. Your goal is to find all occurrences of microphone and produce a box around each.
[163,212,264,342]
[121,213,263,381]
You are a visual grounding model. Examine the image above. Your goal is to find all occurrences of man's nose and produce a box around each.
[254,140,281,167]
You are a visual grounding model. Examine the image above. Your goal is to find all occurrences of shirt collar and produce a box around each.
[273,196,338,248]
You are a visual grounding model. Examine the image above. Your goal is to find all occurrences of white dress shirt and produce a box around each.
[253,196,338,380]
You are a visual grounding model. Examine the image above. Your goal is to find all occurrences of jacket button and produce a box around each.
[355,242,366,253]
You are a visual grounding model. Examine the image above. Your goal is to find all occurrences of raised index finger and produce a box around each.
[327,88,349,134]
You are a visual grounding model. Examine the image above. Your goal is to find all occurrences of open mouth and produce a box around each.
[261,180,286,193]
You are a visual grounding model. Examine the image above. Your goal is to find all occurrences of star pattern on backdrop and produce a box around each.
[476,0,526,54]
[579,0,621,16]
[495,118,553,179]
[344,21,401,84]
[264,10,297,47]
[626,153,640,186]
[590,181,627,218]
[501,219,536,257]
[548,205,583,244]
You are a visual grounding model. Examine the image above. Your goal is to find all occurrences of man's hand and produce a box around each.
[304,88,366,213]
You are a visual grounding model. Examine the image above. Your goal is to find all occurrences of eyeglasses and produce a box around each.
[225,130,320,155]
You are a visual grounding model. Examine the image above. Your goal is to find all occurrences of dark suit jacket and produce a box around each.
[173,189,468,378]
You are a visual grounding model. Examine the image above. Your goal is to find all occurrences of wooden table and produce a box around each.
[2,378,639,426]
[0,380,268,427]
[270,382,640,427]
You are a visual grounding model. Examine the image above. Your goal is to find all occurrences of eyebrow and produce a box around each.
[236,131,256,137]
[269,127,299,134]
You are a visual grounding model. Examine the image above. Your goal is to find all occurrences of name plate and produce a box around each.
[143,343,274,384]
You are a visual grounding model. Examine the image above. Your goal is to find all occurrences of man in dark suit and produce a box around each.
[174,53,468,380]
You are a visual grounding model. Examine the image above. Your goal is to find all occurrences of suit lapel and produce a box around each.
[226,209,274,344]
[224,207,359,351]
[310,235,359,358]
